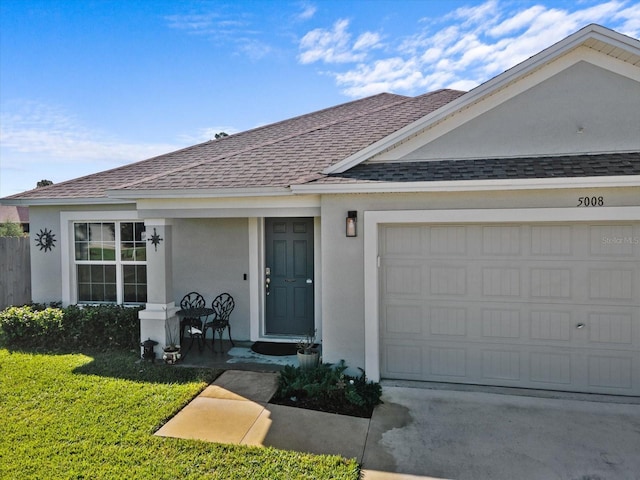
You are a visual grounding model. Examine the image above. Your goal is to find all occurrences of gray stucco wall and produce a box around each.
[172,218,251,341]
[319,186,640,374]
[29,206,64,304]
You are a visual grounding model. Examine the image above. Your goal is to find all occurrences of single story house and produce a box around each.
[2,24,639,396]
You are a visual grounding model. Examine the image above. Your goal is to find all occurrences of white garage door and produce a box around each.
[379,223,640,396]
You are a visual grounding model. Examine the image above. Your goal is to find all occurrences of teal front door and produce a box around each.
[265,217,314,335]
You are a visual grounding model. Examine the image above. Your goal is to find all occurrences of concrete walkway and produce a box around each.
[156,370,640,480]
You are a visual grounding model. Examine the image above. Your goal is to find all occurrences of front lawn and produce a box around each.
[0,349,359,480]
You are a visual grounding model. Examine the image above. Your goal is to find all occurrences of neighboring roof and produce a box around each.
[4,90,464,203]
[308,152,640,184]
[0,205,29,223]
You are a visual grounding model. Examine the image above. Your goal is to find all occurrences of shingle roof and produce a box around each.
[310,152,640,184]
[5,90,465,200]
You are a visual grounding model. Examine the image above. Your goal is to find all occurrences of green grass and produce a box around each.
[0,349,359,479]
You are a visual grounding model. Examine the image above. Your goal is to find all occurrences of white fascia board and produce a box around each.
[0,197,131,207]
[326,25,640,175]
[107,186,293,199]
[291,175,640,195]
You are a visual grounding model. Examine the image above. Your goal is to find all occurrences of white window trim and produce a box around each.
[60,211,140,305]
[363,206,640,382]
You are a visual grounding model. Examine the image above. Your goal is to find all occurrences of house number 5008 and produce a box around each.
[577,196,604,207]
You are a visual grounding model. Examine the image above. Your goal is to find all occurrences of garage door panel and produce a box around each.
[384,342,423,376]
[385,264,424,295]
[380,222,640,396]
[384,303,424,335]
[588,311,634,345]
[587,355,633,389]
[588,268,635,301]
[482,225,522,255]
[481,349,522,381]
[429,347,467,377]
[529,351,573,385]
[430,306,467,336]
[531,225,574,256]
[530,309,573,341]
[589,225,639,256]
[481,308,521,338]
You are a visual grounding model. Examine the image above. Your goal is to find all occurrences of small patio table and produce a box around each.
[176,307,214,354]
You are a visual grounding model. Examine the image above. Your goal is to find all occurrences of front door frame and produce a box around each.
[249,216,322,342]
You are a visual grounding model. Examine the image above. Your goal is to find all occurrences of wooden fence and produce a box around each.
[0,237,31,309]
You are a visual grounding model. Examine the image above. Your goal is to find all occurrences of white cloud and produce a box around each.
[298,18,381,64]
[164,13,218,32]
[0,101,179,164]
[297,2,317,21]
[310,0,640,98]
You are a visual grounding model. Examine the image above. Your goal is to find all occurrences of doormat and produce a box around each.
[250,341,299,356]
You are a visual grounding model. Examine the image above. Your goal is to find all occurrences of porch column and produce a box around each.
[139,219,178,356]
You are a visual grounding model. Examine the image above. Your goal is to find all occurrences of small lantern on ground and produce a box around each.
[141,338,158,362]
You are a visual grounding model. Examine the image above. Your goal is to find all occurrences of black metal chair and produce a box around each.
[203,293,235,353]
[179,292,206,351]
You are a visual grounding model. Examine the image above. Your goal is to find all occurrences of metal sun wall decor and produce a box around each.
[35,228,56,252]
[147,227,163,252]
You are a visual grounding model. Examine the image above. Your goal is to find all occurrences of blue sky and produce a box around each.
[1,0,638,197]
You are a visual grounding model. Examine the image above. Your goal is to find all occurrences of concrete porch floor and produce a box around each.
[174,339,298,372]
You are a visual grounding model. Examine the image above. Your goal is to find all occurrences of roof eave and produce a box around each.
[0,197,132,207]
[291,175,640,194]
[107,186,294,200]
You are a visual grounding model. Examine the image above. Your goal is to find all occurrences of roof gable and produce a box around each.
[326,24,640,174]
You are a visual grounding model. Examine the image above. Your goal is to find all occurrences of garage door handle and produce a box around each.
[576,323,585,329]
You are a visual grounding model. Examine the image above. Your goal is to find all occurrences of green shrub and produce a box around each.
[0,221,25,237]
[0,304,142,350]
[275,360,382,416]
[0,306,64,346]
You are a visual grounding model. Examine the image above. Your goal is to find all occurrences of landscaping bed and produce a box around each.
[270,361,382,419]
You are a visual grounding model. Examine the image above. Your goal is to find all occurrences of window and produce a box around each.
[74,221,147,304]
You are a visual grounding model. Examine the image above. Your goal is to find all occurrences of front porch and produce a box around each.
[138,215,321,354]
[161,339,305,373]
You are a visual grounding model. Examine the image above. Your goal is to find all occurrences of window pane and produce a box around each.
[74,223,88,241]
[89,223,102,241]
[91,265,104,282]
[137,286,147,303]
[103,242,116,261]
[123,285,136,303]
[75,242,88,261]
[104,283,117,302]
[135,223,145,242]
[120,223,133,242]
[138,266,147,283]
[123,265,135,283]
[121,242,134,261]
[105,265,116,283]
[77,265,90,282]
[78,283,91,302]
[122,265,147,304]
[91,283,105,302]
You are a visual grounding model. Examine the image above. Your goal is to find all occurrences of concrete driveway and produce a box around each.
[362,385,640,480]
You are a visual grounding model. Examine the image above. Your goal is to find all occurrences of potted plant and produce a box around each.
[296,330,319,369]
[162,320,181,365]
